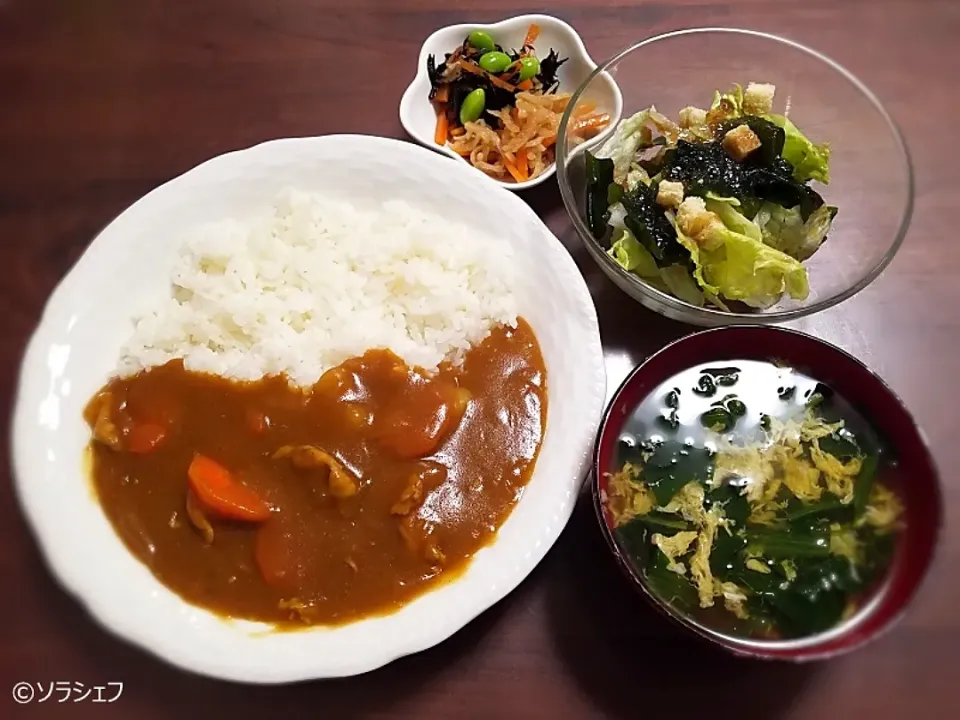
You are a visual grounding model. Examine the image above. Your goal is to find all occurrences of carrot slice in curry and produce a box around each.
[187,454,271,522]
[254,520,305,590]
[127,423,167,453]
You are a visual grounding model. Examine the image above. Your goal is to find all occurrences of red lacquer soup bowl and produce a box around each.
[592,326,942,660]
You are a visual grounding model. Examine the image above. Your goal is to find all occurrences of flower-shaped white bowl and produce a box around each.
[12,135,606,683]
[399,14,623,191]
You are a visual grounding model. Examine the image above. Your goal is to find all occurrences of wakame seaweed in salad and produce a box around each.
[584,82,836,310]
[604,360,903,640]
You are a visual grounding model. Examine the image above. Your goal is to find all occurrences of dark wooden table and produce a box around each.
[2,1,958,717]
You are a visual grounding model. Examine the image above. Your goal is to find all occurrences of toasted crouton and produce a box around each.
[743,83,776,115]
[656,180,684,209]
[678,106,708,129]
[722,125,762,162]
[677,197,724,247]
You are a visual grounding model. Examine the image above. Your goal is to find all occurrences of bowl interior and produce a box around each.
[558,28,913,325]
[594,326,940,659]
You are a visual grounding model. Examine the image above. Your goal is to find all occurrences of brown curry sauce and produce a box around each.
[84,320,546,626]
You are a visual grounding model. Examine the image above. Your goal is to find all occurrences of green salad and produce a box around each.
[584,82,835,310]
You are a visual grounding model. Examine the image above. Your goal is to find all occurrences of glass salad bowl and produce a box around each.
[556,28,913,326]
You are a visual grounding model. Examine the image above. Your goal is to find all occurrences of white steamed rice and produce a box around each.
[119,188,517,387]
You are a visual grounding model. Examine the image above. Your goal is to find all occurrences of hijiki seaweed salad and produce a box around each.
[428,24,610,183]
[603,360,903,640]
[585,83,835,310]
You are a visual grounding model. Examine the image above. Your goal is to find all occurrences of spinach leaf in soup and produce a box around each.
[643,440,714,507]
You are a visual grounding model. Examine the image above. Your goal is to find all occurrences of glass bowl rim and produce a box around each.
[556,27,915,323]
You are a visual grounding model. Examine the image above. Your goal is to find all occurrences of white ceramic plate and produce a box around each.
[399,14,623,191]
[12,135,606,683]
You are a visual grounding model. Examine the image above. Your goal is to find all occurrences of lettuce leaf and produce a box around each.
[668,210,718,292]
[704,194,762,242]
[608,228,660,277]
[699,226,810,308]
[608,226,710,307]
[673,231,729,310]
[664,210,729,310]
[598,109,654,184]
[660,265,705,307]
[710,84,744,121]
[765,114,831,184]
[754,203,836,261]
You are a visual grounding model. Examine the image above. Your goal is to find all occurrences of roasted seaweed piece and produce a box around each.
[750,157,825,220]
[757,178,823,220]
[620,183,687,266]
[663,140,752,198]
[537,49,567,93]
[663,140,826,220]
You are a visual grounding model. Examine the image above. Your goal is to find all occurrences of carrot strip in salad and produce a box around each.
[434,85,449,103]
[516,79,534,91]
[523,24,541,47]
[515,148,529,181]
[434,111,449,145]
[503,161,525,183]
[504,150,528,183]
[188,454,271,522]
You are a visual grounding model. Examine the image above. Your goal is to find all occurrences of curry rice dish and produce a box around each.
[83,191,548,627]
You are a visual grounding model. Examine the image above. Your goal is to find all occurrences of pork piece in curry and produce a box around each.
[85,320,546,626]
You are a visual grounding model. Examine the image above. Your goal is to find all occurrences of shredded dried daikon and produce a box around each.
[450,92,602,182]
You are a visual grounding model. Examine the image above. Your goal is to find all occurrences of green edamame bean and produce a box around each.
[467,30,496,52]
[459,88,486,124]
[478,51,512,74]
[517,56,540,81]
